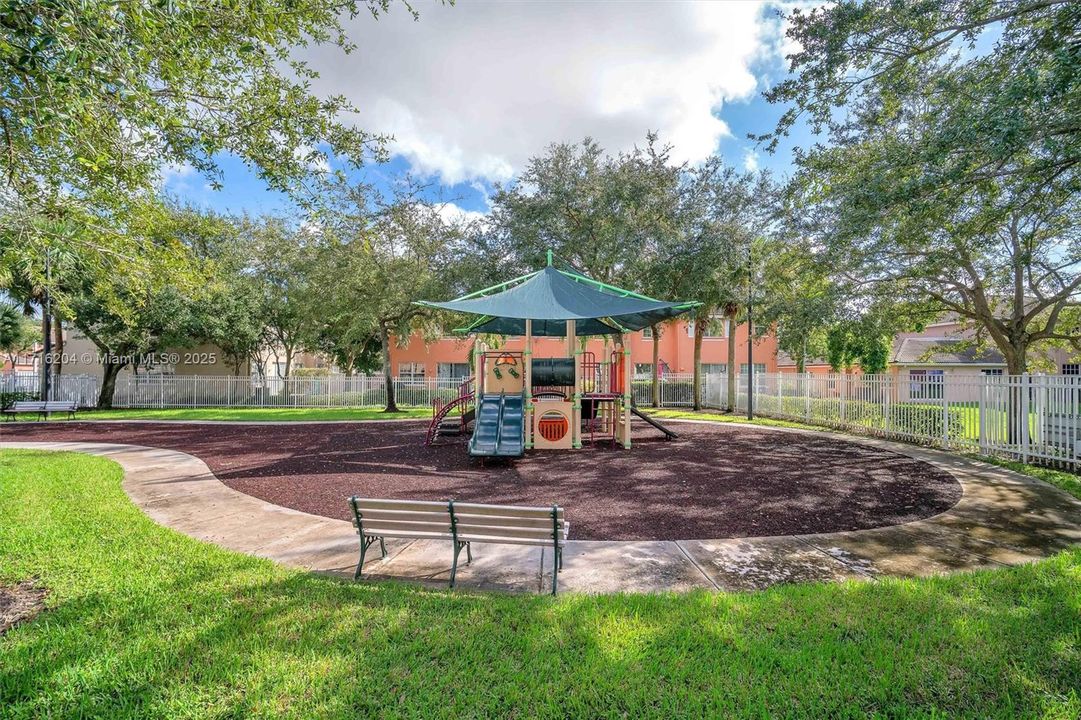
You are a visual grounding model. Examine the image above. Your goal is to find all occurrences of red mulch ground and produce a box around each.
[2,419,962,540]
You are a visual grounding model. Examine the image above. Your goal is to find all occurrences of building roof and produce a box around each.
[890,337,1005,365]
[417,265,699,337]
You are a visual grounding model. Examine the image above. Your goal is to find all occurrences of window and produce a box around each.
[437,362,471,380]
[981,368,1004,376]
[634,363,654,378]
[910,369,944,399]
[1063,364,1080,376]
[739,363,767,374]
[642,327,653,339]
[398,362,426,383]
[702,363,727,375]
[686,316,728,338]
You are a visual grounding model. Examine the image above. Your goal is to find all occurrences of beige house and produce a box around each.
[778,315,1080,398]
[60,328,246,379]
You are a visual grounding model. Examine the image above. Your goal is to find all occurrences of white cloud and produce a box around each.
[293,144,331,174]
[743,149,760,172]
[161,161,195,185]
[297,1,777,184]
[436,202,488,226]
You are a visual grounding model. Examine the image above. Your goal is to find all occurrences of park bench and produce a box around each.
[1,400,78,421]
[348,497,569,594]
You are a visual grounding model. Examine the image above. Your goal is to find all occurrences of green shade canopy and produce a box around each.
[417,266,699,336]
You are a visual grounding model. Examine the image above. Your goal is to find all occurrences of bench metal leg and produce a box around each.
[449,540,470,589]
[552,547,562,595]
[355,536,381,580]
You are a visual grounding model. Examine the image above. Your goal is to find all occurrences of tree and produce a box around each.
[62,202,252,406]
[71,281,201,408]
[1,0,400,213]
[489,134,683,285]
[245,218,319,382]
[765,0,1081,374]
[757,243,835,373]
[0,303,35,369]
[1,0,417,317]
[488,134,685,405]
[824,320,892,374]
[657,161,777,410]
[314,180,464,412]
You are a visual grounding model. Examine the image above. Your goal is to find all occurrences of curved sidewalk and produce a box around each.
[5,428,1081,594]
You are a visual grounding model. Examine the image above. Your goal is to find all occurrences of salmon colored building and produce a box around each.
[389,317,778,382]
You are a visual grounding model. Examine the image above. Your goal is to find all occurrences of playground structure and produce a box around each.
[422,257,696,458]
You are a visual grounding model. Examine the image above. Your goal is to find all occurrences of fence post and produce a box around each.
[941,382,950,449]
[840,374,847,425]
[1033,377,1045,447]
[1021,373,1030,464]
[978,375,987,453]
[804,374,811,421]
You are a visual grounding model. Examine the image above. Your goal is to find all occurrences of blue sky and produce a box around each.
[164,1,813,219]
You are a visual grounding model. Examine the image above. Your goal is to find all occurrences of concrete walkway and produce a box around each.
[5,427,1081,594]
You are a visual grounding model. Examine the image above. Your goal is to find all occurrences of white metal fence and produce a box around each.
[8,373,468,410]
[7,370,1081,468]
[638,371,1081,468]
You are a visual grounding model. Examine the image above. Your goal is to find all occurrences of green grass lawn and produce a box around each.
[65,406,431,422]
[2,449,1080,718]
[646,407,824,432]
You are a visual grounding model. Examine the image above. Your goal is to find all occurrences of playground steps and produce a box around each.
[425,379,475,446]
[435,416,464,436]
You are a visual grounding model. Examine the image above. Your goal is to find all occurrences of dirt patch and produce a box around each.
[0,580,47,635]
[3,418,963,541]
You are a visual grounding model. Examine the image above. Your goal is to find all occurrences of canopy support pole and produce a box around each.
[623,335,632,449]
[569,319,581,449]
[524,319,533,450]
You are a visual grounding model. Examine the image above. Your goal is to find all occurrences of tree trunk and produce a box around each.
[277,345,295,399]
[39,313,48,392]
[52,314,63,378]
[692,316,705,411]
[1004,343,1028,445]
[97,360,124,409]
[726,311,738,412]
[283,346,294,378]
[380,322,398,412]
[650,324,660,408]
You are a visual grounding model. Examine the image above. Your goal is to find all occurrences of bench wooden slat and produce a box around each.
[360,519,454,535]
[360,529,454,541]
[353,498,450,512]
[454,523,565,542]
[452,512,564,530]
[354,508,453,523]
[456,535,567,547]
[452,502,564,519]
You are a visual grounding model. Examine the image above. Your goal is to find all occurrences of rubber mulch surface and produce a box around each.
[2,419,962,540]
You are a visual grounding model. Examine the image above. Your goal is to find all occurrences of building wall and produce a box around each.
[388,319,778,380]
[777,363,843,376]
[60,331,249,379]
[891,365,1006,403]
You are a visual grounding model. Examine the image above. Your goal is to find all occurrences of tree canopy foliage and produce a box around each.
[768,0,1081,373]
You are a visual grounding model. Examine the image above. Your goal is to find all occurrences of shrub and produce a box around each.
[1,390,37,409]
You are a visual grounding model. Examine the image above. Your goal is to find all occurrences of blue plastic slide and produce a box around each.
[469,392,525,458]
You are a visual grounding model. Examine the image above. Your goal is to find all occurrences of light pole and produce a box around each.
[42,249,52,400]
[746,241,754,420]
